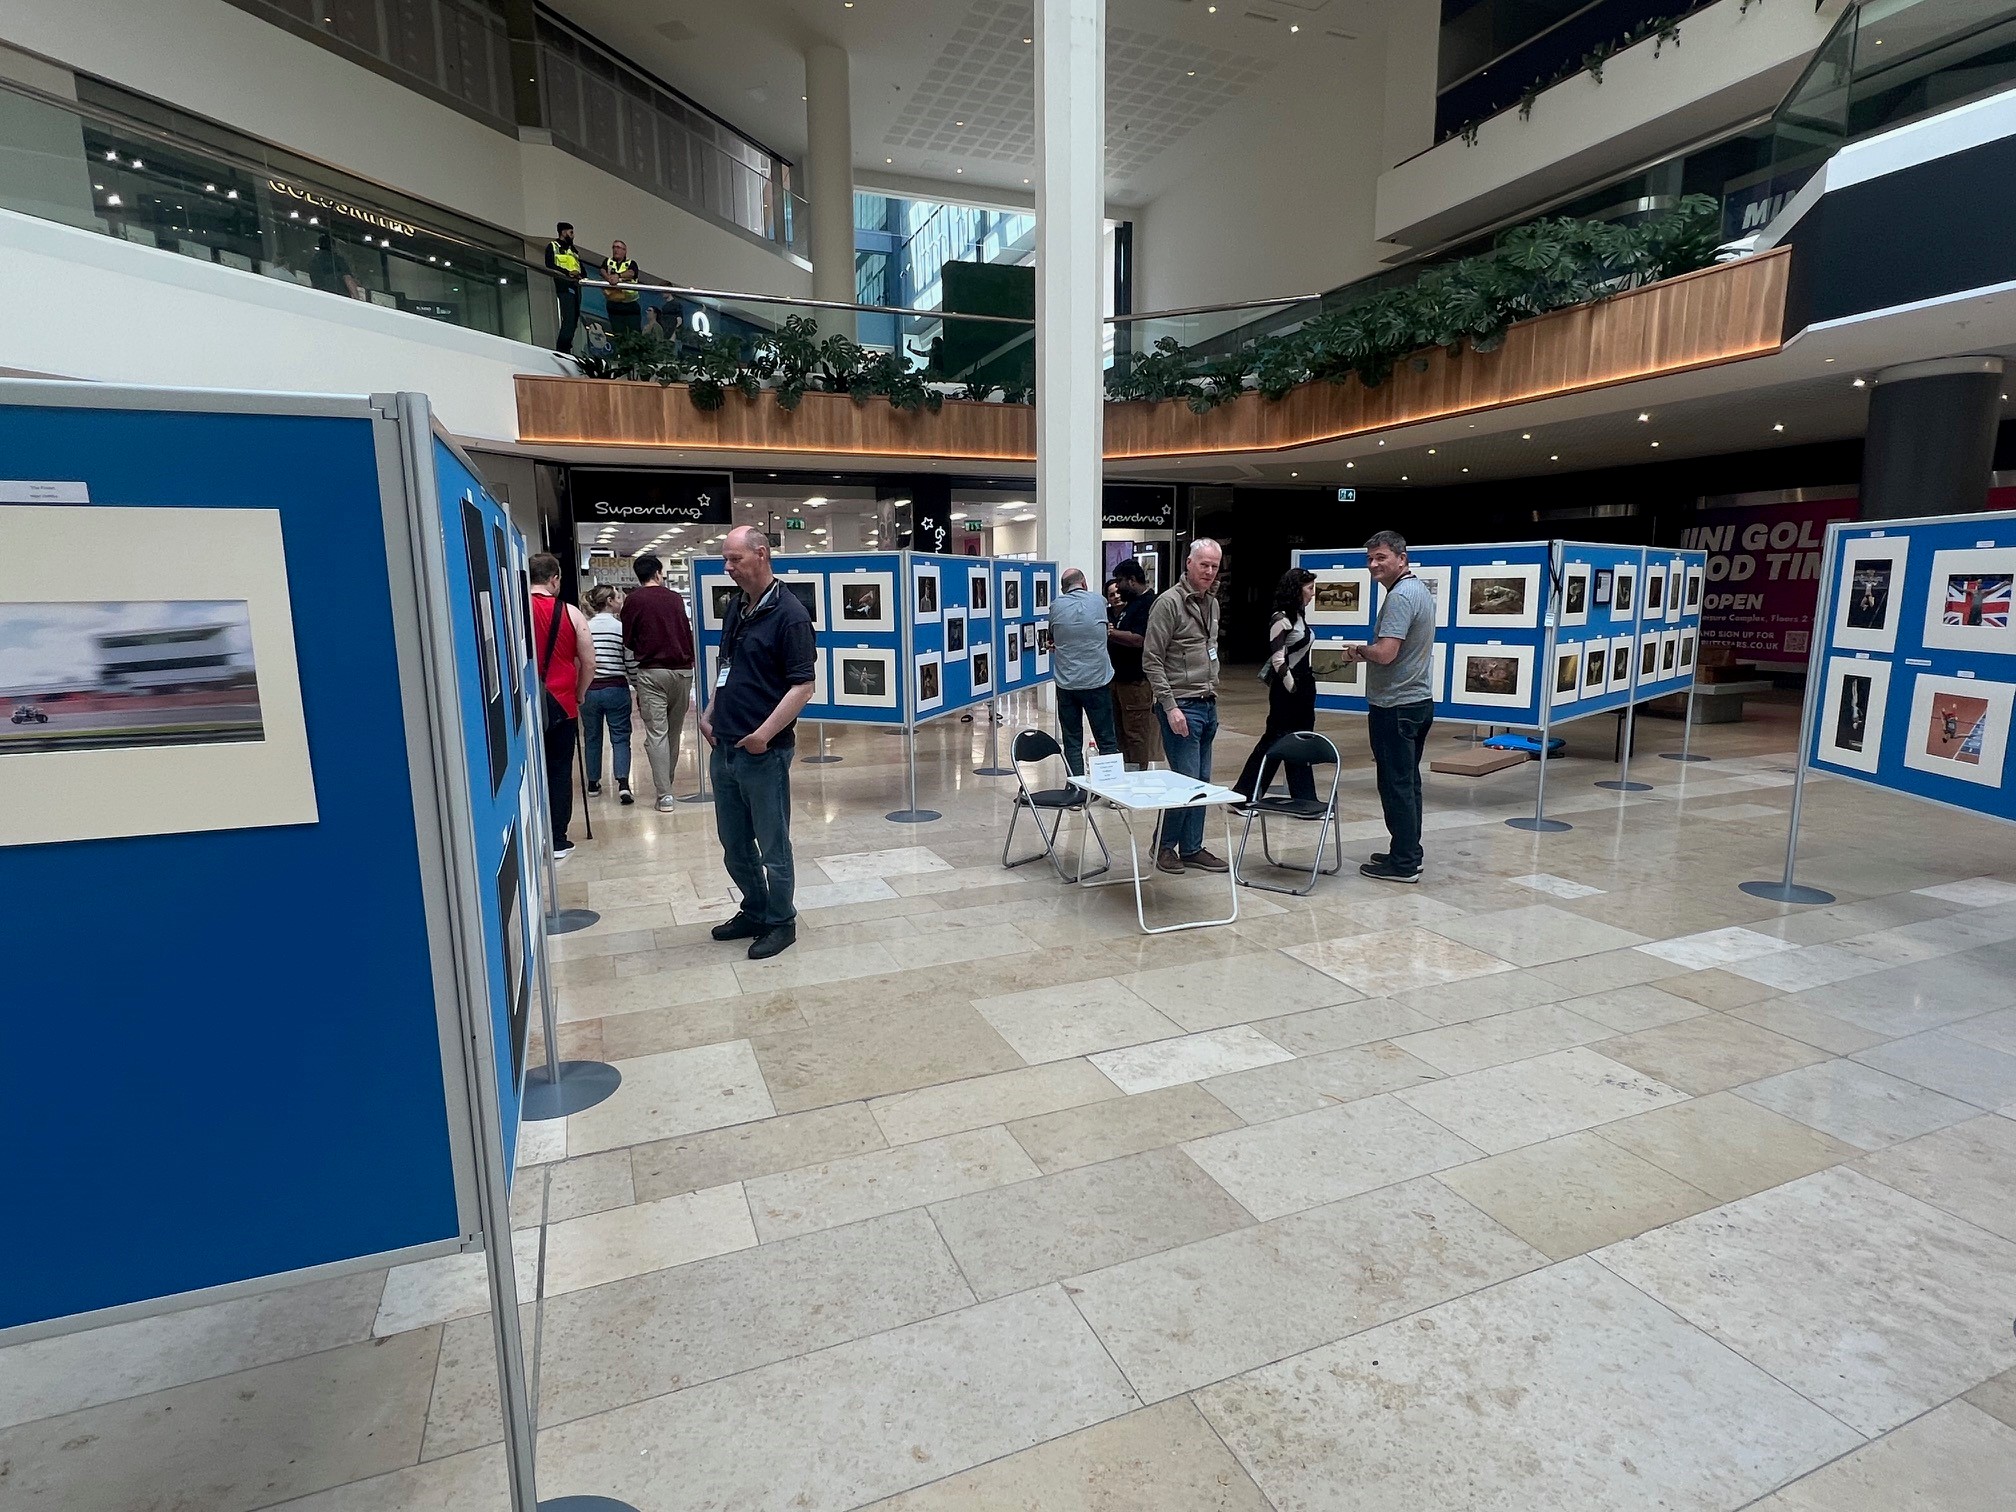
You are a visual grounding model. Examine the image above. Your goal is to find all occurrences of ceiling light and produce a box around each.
[226,190,239,200]
[1400,475,1408,481]
[887,158,893,163]
[1521,432,1532,440]
[1289,23,1300,32]
[1550,454,1560,461]
[106,193,122,206]
[955,120,965,127]
[1290,471,1298,477]
[1637,412,1650,423]
[93,182,103,191]
[956,168,963,173]
[1649,441,1660,448]
[105,150,118,161]
[1345,462,1354,469]
[1377,439,1385,446]
[1824,357,1836,363]
[813,527,828,535]
[131,160,143,170]
[1426,448,1436,454]
[1852,377,1867,388]
[1772,423,1785,432]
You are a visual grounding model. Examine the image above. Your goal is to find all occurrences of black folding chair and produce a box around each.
[1002,729,1111,883]
[1234,730,1344,896]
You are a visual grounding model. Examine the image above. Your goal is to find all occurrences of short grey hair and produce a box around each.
[1188,537,1222,560]
[1364,530,1409,557]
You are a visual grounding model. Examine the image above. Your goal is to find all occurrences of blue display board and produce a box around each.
[908,552,999,719]
[0,388,520,1336]
[995,559,1060,695]
[1806,510,2016,822]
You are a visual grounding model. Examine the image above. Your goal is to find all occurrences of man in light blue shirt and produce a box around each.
[1343,530,1436,883]
[1049,568,1120,779]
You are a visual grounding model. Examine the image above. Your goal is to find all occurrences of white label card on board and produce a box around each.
[0,481,90,503]
[1959,670,1977,679]
[1906,658,1932,667]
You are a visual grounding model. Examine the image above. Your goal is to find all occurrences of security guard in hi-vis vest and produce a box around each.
[604,238,642,337]
[545,221,584,354]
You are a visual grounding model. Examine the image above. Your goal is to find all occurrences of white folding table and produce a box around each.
[1068,769,1245,934]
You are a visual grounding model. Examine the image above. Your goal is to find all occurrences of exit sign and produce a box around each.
[784,516,806,530]
[965,521,984,533]
[1336,488,1357,503]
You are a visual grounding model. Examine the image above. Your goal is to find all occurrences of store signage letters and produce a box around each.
[1102,485,1175,529]
[266,178,419,238]
[572,469,734,525]
[1680,497,1857,657]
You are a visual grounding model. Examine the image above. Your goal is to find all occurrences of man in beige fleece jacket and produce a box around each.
[1142,538,1228,875]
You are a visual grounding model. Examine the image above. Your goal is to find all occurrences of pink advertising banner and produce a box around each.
[1680,497,1859,660]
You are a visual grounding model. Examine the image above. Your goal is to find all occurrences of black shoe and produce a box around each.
[553,840,575,862]
[1360,859,1421,884]
[711,912,765,941]
[748,922,797,960]
[587,780,601,795]
[1369,851,1390,867]
[618,783,635,806]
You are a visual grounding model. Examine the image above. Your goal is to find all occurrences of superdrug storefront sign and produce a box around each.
[570,469,735,525]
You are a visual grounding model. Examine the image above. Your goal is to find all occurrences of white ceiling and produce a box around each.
[547,0,1388,200]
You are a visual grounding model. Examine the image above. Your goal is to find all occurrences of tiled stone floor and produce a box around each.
[9,679,2016,1510]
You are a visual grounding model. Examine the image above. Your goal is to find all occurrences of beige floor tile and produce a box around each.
[629,1101,885,1201]
[0,1329,439,1512]
[1853,1029,2016,1108]
[1068,1176,1541,1402]
[1633,925,1798,971]
[1088,1025,1294,1094]
[730,939,905,993]
[859,1398,1273,1511]
[1427,903,1649,967]
[1181,1094,1481,1221]
[1118,950,1365,1031]
[375,1231,539,1337]
[1658,967,1782,1010]
[1725,942,1893,992]
[1737,1059,1980,1151]
[542,1182,755,1296]
[1007,1083,1244,1173]
[1285,925,1515,997]
[868,1059,1120,1145]
[1595,1090,1861,1202]
[1597,1167,2016,1434]
[881,922,1041,972]
[1394,1047,1690,1155]
[750,1004,1023,1113]
[1251,996,1438,1053]
[1200,1041,1442,1122]
[745,1125,1039,1241]
[1393,966,1576,1024]
[1725,995,1893,1055]
[1598,1013,1830,1096]
[969,978,1182,1064]
[564,1039,776,1156]
[1435,1130,1718,1260]
[509,1148,634,1229]
[1528,946,1689,995]
[1948,1005,2016,1055]
[259,1446,507,1511]
[1755,1401,2016,1511]
[1391,1002,1616,1076]
[1854,1114,2016,1241]
[930,1146,1253,1300]
[558,962,742,1023]
[532,1288,1139,1512]
[1969,1366,2016,1431]
[811,845,953,882]
[1560,982,1711,1032]
[1195,1259,1858,1512]
[591,988,805,1060]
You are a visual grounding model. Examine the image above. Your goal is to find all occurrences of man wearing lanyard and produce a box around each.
[545,221,584,354]
[1344,530,1437,882]
[700,526,817,959]
[1142,538,1228,875]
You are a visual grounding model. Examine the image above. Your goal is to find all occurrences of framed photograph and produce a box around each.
[836,570,896,634]
[1551,644,1581,707]
[970,645,994,696]
[968,565,991,618]
[1310,643,1363,696]
[1667,558,1687,621]
[1451,642,1533,709]
[1033,572,1052,612]
[915,652,943,714]
[1308,568,1372,627]
[1583,643,1608,692]
[496,822,531,1086]
[1679,629,1697,677]
[776,571,825,631]
[490,520,521,732]
[1455,563,1542,630]
[1607,638,1632,693]
[1001,572,1023,619]
[1644,565,1666,617]
[1410,564,1453,628]
[944,610,967,662]
[1833,537,1906,653]
[1902,672,2013,787]
[701,574,737,632]
[1684,563,1703,613]
[1035,621,1051,675]
[1594,568,1614,607]
[1639,636,1659,682]
[1021,622,1036,654]
[1611,562,1637,621]
[1817,656,1889,774]
[913,562,940,623]
[1922,547,2016,655]
[460,497,507,793]
[1659,630,1679,677]
[1561,565,1590,627]
[1431,641,1449,703]
[834,646,898,709]
[1002,639,1021,684]
[0,506,317,849]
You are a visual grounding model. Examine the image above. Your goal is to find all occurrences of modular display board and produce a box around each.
[1294,540,1705,730]
[0,384,539,1367]
[691,550,1057,729]
[1804,509,2016,820]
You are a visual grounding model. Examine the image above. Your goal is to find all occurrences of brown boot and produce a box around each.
[1184,846,1230,873]
[1156,847,1185,875]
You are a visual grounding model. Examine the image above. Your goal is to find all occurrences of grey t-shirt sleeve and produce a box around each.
[1376,585,1419,643]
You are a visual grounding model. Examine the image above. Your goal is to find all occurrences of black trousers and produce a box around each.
[1367,700,1435,871]
[545,715,577,845]
[1235,669,1318,803]
[555,282,582,353]
[606,301,642,335]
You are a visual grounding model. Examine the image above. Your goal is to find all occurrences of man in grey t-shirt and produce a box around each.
[1343,530,1436,882]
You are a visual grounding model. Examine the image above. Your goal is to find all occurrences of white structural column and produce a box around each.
[1035,0,1105,575]
[805,42,856,340]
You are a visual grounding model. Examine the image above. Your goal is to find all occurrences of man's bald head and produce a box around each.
[722,523,775,594]
[1061,568,1087,592]
[724,524,770,557]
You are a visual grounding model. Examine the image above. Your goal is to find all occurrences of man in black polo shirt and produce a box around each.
[700,525,818,959]
[1107,557,1160,770]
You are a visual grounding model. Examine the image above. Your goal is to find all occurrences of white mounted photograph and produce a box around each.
[1817,655,1890,774]
[967,565,991,618]
[700,571,737,631]
[1455,562,1542,630]
[1560,564,1591,627]
[1001,572,1023,619]
[775,571,826,631]
[1310,644,1363,697]
[1611,562,1638,621]
[1921,546,2016,655]
[1410,564,1453,627]
[1684,562,1704,612]
[1451,642,1533,709]
[970,645,994,696]
[1431,641,1449,702]
[1551,644,1582,707]
[1902,671,2013,787]
[944,610,968,662]
[834,646,898,709]
[913,562,940,624]
[1834,536,1908,654]
[1307,568,1372,627]
[1607,636,1634,693]
[835,570,897,635]
[1667,558,1687,620]
[915,652,942,714]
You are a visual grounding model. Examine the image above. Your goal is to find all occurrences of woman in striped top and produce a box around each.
[1234,568,1319,806]
[581,585,637,803]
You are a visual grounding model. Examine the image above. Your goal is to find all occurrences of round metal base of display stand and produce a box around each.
[1659,752,1712,762]
[541,1497,644,1511]
[973,764,1014,776]
[801,753,844,764]
[1505,816,1573,833]
[521,1060,623,1121]
[545,908,600,936]
[676,792,713,804]
[886,808,942,824]
[1596,779,1654,792]
[1739,879,1837,905]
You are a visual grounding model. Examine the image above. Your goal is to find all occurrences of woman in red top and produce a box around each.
[529,553,595,858]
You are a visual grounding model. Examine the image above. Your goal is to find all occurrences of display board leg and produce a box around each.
[975,699,1013,775]
[678,707,713,804]
[1741,543,1835,906]
[802,720,843,764]
[1598,695,1653,792]
[1660,682,1710,761]
[1507,695,1571,832]
[886,724,941,824]
[542,842,599,935]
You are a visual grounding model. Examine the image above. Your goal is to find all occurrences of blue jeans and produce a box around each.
[1367,700,1435,872]
[1156,697,1219,855]
[1055,683,1119,777]
[711,742,797,927]
[580,685,633,786]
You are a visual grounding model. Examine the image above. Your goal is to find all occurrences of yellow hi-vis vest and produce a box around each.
[550,240,581,275]
[605,258,639,303]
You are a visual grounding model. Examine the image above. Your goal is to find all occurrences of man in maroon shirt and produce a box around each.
[619,553,695,811]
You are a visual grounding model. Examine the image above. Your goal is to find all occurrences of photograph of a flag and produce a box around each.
[1942,575,2012,629]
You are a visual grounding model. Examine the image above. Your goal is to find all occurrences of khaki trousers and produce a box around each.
[635,667,692,796]
[1112,679,1160,770]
